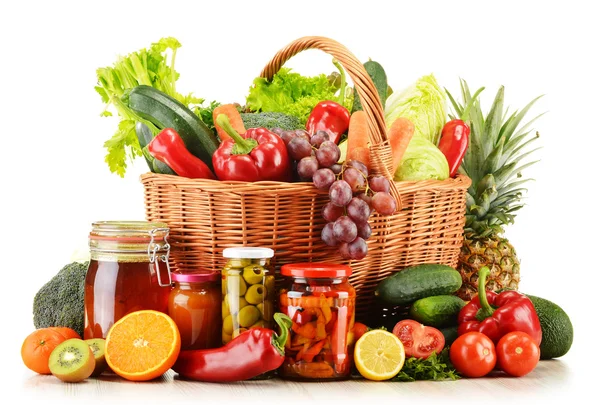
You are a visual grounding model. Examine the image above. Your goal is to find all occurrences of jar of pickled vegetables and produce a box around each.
[168,271,221,350]
[84,221,172,339]
[278,263,356,381]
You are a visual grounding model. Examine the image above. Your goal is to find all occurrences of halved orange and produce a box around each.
[105,310,181,381]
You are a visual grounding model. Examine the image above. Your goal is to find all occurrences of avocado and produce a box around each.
[527,295,573,360]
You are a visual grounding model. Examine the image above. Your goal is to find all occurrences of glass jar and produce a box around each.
[278,263,356,381]
[168,271,222,350]
[84,221,172,339]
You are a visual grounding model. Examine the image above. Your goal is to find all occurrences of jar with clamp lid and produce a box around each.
[84,221,172,339]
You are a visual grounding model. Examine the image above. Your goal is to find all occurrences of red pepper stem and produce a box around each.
[216,113,258,155]
[272,313,292,356]
[477,266,495,318]
[460,87,485,121]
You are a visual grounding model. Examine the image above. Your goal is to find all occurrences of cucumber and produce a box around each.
[126,85,219,171]
[440,325,459,347]
[352,60,388,113]
[409,295,467,328]
[374,264,462,306]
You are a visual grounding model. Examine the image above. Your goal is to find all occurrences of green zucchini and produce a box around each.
[440,325,459,347]
[409,295,467,328]
[374,264,462,306]
[126,85,219,171]
[352,60,388,113]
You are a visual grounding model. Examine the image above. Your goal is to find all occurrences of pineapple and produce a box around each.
[446,81,542,300]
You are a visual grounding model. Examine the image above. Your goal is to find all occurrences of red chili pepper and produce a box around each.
[438,87,485,177]
[212,114,292,182]
[172,313,292,382]
[147,128,216,179]
[457,267,542,345]
[305,101,350,144]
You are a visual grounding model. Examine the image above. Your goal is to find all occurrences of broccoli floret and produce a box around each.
[240,112,303,132]
[33,261,88,337]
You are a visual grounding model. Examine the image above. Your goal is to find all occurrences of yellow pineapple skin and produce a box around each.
[456,236,521,300]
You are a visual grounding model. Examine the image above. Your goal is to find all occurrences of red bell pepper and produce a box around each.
[213,114,292,182]
[457,267,542,345]
[172,313,292,382]
[147,128,216,179]
[305,100,350,144]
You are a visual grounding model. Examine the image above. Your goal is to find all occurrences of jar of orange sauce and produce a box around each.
[84,221,172,339]
[168,272,222,350]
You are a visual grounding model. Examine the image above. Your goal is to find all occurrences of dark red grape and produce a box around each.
[271,127,284,136]
[316,141,341,167]
[288,137,313,160]
[321,223,338,247]
[329,180,353,207]
[322,202,345,222]
[333,216,357,243]
[281,130,296,145]
[346,160,369,177]
[295,129,311,141]
[310,132,329,148]
[313,168,336,190]
[330,163,343,175]
[372,192,397,215]
[347,237,368,260]
[297,156,319,179]
[342,168,366,192]
[356,221,372,239]
[347,197,371,224]
[369,176,390,193]
[339,243,351,259]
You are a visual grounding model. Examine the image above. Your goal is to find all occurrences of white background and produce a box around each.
[1,0,597,402]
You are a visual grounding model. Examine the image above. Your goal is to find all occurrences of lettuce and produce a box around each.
[384,74,446,145]
[394,137,449,181]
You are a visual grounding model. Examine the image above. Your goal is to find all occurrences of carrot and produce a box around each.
[346,111,370,168]
[387,117,415,173]
[213,104,246,142]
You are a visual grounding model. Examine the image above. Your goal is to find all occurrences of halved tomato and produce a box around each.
[392,319,445,359]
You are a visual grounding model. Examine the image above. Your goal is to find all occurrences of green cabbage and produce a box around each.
[394,137,449,181]
[384,74,446,145]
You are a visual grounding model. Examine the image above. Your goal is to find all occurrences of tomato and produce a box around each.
[496,331,540,377]
[450,331,496,378]
[352,322,369,342]
[21,328,66,374]
[392,320,445,359]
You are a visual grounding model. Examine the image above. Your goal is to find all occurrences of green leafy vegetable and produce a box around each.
[384,74,447,145]
[246,67,349,124]
[393,348,460,382]
[95,37,206,177]
[194,100,221,135]
[394,137,450,181]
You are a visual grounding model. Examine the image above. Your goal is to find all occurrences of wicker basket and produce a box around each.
[140,36,471,322]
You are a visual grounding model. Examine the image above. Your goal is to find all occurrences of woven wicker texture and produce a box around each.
[140,36,471,322]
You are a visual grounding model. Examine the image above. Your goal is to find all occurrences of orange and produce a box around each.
[21,328,66,374]
[49,327,82,340]
[105,310,181,381]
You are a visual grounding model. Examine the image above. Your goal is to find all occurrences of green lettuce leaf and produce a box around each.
[394,137,449,181]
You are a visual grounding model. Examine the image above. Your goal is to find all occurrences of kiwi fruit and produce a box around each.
[48,338,95,382]
[85,338,108,376]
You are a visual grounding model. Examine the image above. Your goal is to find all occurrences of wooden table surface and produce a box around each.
[11,358,586,405]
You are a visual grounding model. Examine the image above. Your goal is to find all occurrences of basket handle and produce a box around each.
[260,36,401,204]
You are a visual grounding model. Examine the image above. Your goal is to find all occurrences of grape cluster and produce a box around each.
[273,128,397,260]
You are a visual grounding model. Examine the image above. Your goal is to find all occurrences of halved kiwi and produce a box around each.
[48,338,95,382]
[85,338,108,376]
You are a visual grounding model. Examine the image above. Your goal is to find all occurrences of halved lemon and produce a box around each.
[354,329,405,381]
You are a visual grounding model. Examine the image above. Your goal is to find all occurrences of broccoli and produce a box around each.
[33,261,88,337]
[240,112,303,132]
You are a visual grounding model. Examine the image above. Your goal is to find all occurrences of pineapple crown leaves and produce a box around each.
[446,79,545,238]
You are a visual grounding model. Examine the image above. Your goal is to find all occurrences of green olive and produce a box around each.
[224,294,248,314]
[257,301,274,320]
[222,314,234,335]
[242,265,265,285]
[222,330,232,344]
[238,305,260,328]
[222,300,230,319]
[251,320,266,329]
[232,328,248,338]
[228,258,252,268]
[245,284,266,305]
[226,275,247,296]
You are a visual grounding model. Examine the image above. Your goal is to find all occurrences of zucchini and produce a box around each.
[352,60,388,113]
[126,85,219,171]
[141,145,175,175]
[374,264,462,306]
[409,295,467,328]
[440,325,459,347]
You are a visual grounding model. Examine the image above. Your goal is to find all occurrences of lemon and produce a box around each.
[354,329,405,381]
